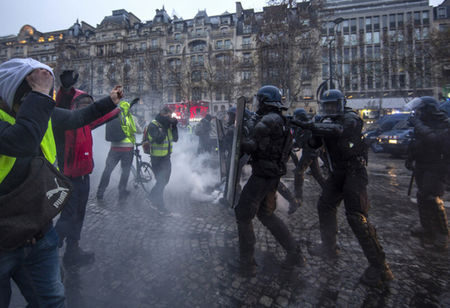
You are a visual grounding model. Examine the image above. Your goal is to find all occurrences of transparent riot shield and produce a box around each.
[225,96,247,208]
[215,117,227,180]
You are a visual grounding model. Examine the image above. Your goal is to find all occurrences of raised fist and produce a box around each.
[26,68,54,95]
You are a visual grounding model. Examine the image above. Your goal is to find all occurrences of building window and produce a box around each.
[389,14,396,29]
[422,11,429,24]
[141,42,146,51]
[350,19,357,34]
[414,12,420,25]
[224,39,231,49]
[242,71,251,80]
[174,33,181,40]
[397,13,404,28]
[365,17,372,32]
[437,7,447,19]
[242,36,251,48]
[373,16,380,31]
[216,40,223,49]
[192,87,202,101]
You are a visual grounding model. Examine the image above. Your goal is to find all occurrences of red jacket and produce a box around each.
[56,88,120,177]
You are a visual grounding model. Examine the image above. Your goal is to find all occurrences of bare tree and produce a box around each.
[257,0,323,102]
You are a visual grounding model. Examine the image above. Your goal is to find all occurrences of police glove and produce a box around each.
[130,97,140,107]
[405,159,414,171]
[291,119,314,130]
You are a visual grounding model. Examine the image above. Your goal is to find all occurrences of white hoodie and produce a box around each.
[0,58,54,109]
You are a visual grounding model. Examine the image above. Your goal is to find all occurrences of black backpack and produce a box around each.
[105,114,126,142]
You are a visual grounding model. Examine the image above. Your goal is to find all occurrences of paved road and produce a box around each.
[11,150,450,308]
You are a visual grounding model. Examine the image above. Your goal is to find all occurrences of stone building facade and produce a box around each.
[0,1,447,119]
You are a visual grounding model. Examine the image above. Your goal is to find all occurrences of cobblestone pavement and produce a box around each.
[11,152,450,308]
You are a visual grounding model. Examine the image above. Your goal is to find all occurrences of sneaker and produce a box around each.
[309,243,340,259]
[119,190,130,200]
[288,198,302,215]
[158,206,171,216]
[228,258,258,277]
[360,263,394,287]
[282,248,306,269]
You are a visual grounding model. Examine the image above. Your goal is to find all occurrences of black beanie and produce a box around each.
[60,70,79,89]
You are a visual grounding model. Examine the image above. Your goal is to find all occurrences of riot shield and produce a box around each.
[215,117,227,180]
[225,96,247,208]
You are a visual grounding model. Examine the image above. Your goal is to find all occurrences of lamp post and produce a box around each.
[328,17,344,90]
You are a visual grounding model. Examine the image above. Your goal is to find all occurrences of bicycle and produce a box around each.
[130,142,155,195]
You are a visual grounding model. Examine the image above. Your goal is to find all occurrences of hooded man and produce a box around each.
[0,58,122,308]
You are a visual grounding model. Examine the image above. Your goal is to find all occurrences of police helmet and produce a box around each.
[256,85,287,110]
[405,96,440,113]
[318,89,346,117]
[293,108,308,121]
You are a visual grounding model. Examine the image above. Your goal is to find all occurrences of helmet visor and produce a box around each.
[319,100,343,116]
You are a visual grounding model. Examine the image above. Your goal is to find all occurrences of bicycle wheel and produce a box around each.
[130,165,139,189]
[137,162,155,194]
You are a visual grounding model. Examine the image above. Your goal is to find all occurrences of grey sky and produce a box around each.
[0,0,444,37]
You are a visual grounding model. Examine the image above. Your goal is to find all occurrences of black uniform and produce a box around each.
[293,126,326,201]
[407,105,450,250]
[195,115,213,154]
[309,106,392,286]
[235,109,302,271]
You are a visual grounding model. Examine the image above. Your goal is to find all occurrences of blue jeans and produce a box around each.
[0,227,65,308]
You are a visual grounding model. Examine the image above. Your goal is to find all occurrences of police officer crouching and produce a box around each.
[232,85,305,276]
[299,89,393,287]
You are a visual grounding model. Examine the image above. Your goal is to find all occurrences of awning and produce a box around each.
[346,97,411,110]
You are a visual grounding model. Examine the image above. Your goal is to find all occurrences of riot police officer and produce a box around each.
[405,96,449,251]
[233,85,304,276]
[301,89,393,287]
[290,108,326,214]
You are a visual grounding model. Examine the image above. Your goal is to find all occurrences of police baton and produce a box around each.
[407,170,415,197]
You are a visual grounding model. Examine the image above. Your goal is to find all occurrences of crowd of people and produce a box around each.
[0,57,448,307]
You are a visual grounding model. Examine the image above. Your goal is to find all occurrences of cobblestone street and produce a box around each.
[11,150,450,308]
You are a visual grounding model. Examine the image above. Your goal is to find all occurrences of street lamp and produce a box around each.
[328,17,344,90]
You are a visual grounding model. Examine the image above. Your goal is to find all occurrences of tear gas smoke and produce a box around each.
[91,127,222,203]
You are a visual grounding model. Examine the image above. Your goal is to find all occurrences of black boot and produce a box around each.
[309,243,340,259]
[282,246,306,269]
[228,257,257,277]
[360,263,394,287]
[63,241,95,267]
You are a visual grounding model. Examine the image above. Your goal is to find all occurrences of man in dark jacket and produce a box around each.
[233,85,305,277]
[54,70,120,266]
[195,114,213,153]
[146,106,178,214]
[405,97,449,251]
[302,89,393,287]
[0,58,122,308]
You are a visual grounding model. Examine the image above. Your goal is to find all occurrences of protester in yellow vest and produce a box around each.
[146,106,178,214]
[0,58,122,308]
[97,99,142,201]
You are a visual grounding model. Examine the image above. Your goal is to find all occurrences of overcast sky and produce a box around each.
[0,0,444,36]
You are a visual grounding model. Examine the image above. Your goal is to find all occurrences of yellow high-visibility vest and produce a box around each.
[0,109,57,183]
[148,120,173,157]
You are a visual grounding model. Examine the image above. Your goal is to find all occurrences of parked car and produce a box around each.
[376,119,413,157]
[363,113,410,152]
